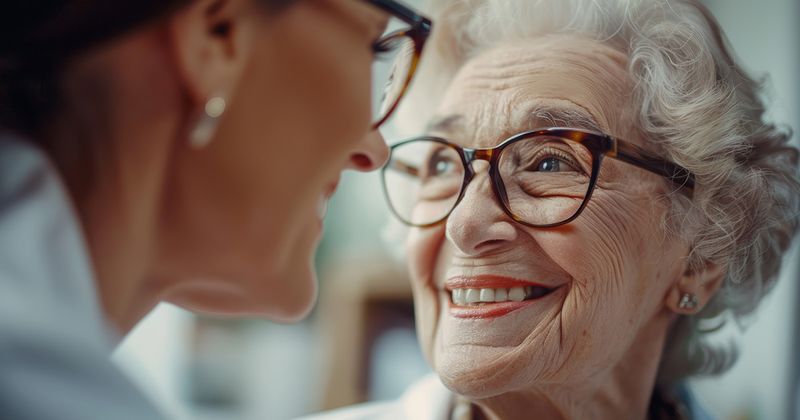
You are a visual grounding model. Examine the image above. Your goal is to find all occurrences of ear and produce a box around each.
[167,0,253,105]
[665,257,726,315]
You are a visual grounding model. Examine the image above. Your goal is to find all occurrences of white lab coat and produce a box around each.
[0,134,166,419]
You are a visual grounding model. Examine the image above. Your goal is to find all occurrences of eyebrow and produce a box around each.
[425,105,605,136]
[527,105,604,133]
[426,114,464,133]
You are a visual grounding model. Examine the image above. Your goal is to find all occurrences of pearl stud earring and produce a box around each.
[678,292,699,311]
[189,96,227,149]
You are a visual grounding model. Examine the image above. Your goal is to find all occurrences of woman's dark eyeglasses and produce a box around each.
[382,128,695,228]
[364,0,432,128]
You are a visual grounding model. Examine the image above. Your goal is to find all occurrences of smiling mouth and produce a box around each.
[444,276,560,318]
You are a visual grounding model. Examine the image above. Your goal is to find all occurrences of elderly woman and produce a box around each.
[306,0,799,419]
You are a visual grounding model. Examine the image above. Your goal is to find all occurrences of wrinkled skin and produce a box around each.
[407,36,723,419]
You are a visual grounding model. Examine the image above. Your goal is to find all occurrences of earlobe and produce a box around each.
[166,0,249,106]
[665,258,726,315]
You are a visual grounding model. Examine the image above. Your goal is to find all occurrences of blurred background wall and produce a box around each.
[686,0,800,419]
[114,0,800,419]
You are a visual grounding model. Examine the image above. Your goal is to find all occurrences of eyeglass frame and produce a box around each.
[365,0,433,128]
[381,127,695,228]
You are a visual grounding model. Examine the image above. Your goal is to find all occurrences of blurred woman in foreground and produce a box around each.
[0,0,430,418]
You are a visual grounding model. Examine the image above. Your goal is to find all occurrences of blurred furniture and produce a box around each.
[315,253,422,410]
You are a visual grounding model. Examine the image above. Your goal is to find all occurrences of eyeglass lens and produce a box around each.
[371,17,415,126]
[383,136,595,226]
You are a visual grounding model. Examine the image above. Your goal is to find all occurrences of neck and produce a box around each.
[82,181,162,334]
[43,28,185,336]
[471,312,672,420]
[52,102,177,336]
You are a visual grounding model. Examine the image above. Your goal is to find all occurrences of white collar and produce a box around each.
[0,133,113,345]
[399,373,455,420]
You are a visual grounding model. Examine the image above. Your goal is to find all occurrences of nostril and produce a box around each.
[351,153,375,171]
[474,239,505,253]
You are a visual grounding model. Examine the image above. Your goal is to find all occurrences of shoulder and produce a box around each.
[298,374,453,420]
[0,133,52,195]
[0,132,103,329]
[0,133,165,420]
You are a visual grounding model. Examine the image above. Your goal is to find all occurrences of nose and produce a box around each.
[446,161,517,256]
[347,129,390,172]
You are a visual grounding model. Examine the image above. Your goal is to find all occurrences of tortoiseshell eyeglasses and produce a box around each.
[382,128,695,228]
[365,0,432,128]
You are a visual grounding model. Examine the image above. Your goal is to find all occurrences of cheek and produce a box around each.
[407,225,447,362]
[531,191,671,372]
[207,21,374,256]
[274,7,373,145]
[244,10,374,179]
[317,43,372,135]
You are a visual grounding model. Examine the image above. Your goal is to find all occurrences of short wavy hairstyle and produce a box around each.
[388,0,800,382]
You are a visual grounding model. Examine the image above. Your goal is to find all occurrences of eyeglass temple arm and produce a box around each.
[366,0,433,29]
[612,139,696,194]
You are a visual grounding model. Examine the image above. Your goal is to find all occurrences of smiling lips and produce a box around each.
[445,275,558,319]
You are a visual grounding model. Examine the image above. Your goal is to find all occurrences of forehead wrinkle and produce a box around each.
[468,35,629,77]
[464,42,628,89]
[430,91,520,148]
[471,98,513,147]
[448,39,633,135]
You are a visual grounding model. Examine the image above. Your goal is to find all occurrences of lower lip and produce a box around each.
[448,300,536,319]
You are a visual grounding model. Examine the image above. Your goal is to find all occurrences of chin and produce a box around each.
[240,222,322,322]
[262,268,319,323]
[169,264,319,323]
[248,256,319,323]
[433,345,537,399]
[171,214,322,321]
[437,367,514,400]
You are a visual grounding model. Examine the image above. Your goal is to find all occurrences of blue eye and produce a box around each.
[431,158,456,175]
[536,157,562,172]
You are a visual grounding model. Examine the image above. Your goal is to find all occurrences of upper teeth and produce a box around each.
[451,286,542,306]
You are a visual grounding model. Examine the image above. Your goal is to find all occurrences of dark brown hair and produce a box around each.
[0,0,293,136]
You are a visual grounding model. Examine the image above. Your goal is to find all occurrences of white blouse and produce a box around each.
[298,374,459,420]
[299,373,714,420]
[0,134,166,419]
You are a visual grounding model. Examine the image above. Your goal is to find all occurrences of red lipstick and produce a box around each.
[448,300,535,318]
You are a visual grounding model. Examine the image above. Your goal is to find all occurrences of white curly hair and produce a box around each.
[386,0,800,383]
